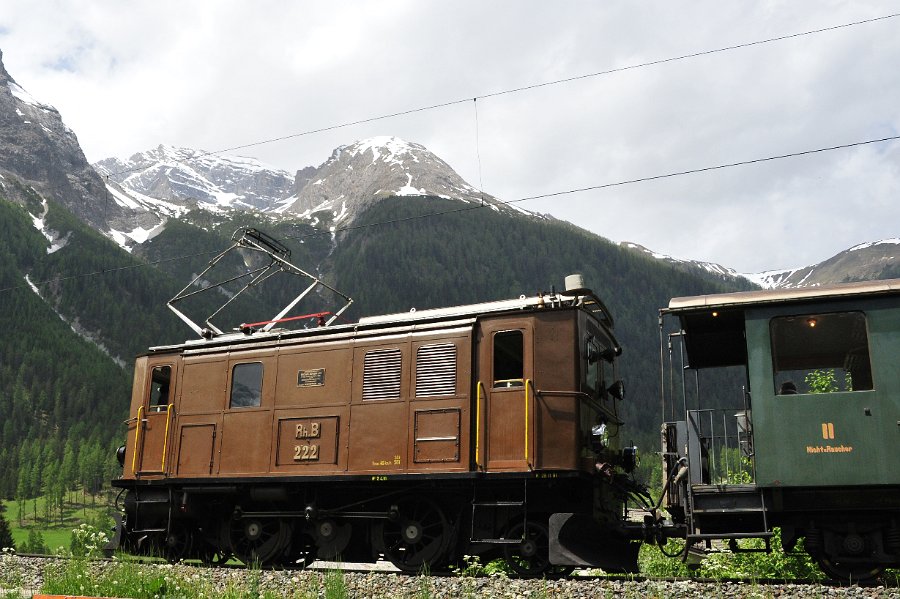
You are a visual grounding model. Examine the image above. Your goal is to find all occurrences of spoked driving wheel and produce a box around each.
[816,556,884,583]
[380,498,451,572]
[503,518,571,578]
[163,525,193,563]
[229,517,291,566]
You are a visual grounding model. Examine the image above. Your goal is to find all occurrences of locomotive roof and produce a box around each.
[665,277,900,314]
[148,289,612,355]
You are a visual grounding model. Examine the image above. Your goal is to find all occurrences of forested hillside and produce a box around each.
[0,199,130,500]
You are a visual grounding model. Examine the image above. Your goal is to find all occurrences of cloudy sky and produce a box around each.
[2,1,898,273]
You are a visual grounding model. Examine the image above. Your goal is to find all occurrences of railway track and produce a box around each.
[4,553,897,598]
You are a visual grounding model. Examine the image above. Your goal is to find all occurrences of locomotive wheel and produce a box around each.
[164,526,193,563]
[503,519,572,578]
[313,518,352,560]
[815,556,884,583]
[380,498,451,572]
[229,517,291,566]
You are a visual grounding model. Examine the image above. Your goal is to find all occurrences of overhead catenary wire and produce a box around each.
[103,12,900,178]
[5,132,898,295]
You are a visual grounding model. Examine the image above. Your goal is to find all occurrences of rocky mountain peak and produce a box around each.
[0,49,153,237]
[95,144,294,212]
[278,136,507,222]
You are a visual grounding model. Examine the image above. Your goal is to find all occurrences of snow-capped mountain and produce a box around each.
[623,238,900,290]
[277,136,510,222]
[94,136,523,244]
[95,145,295,212]
[745,238,900,289]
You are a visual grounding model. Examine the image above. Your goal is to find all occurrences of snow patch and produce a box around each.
[848,238,900,252]
[8,81,49,108]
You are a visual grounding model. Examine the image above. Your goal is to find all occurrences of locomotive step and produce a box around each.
[687,532,774,541]
[471,501,525,507]
[131,528,168,534]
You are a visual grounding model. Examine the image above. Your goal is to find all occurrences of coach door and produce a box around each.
[477,320,534,471]
[134,363,176,476]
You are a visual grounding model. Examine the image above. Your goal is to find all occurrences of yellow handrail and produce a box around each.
[493,378,525,387]
[476,381,485,469]
[132,404,175,475]
[159,404,174,473]
[131,406,144,474]
[525,378,532,467]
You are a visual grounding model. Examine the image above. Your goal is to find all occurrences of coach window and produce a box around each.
[149,366,172,410]
[493,330,524,388]
[770,311,873,394]
[230,362,263,408]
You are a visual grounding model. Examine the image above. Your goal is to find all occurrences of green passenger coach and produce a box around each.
[659,279,900,581]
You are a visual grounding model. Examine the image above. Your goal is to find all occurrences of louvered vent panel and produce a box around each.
[416,344,457,397]
[362,349,402,400]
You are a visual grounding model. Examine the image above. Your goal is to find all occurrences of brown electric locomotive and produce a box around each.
[110,228,644,575]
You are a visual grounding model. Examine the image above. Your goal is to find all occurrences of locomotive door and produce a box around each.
[134,363,176,476]
[478,320,534,471]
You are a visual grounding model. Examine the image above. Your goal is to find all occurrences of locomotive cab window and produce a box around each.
[770,311,873,394]
[230,362,264,408]
[493,330,524,388]
[148,365,172,411]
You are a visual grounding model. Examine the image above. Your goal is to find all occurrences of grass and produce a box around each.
[2,490,114,554]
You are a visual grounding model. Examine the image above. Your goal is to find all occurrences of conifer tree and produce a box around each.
[0,503,13,550]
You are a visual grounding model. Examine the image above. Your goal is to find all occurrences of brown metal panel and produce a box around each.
[273,412,344,471]
[407,332,472,471]
[218,410,273,474]
[534,392,579,470]
[533,313,579,470]
[476,316,534,472]
[351,339,411,405]
[413,407,461,464]
[121,356,148,481]
[180,357,227,414]
[134,357,179,477]
[534,311,578,390]
[176,423,217,476]
[275,346,351,407]
[347,401,408,472]
[411,334,471,399]
[217,353,276,474]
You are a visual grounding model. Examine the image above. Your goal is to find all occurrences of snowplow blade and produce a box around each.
[549,513,640,573]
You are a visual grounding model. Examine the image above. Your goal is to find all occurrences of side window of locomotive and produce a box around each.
[230,362,264,408]
[148,365,172,410]
[415,343,457,397]
[493,330,524,388]
[362,348,402,400]
[770,311,873,394]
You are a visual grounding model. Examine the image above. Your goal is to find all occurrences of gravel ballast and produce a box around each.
[2,555,899,598]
